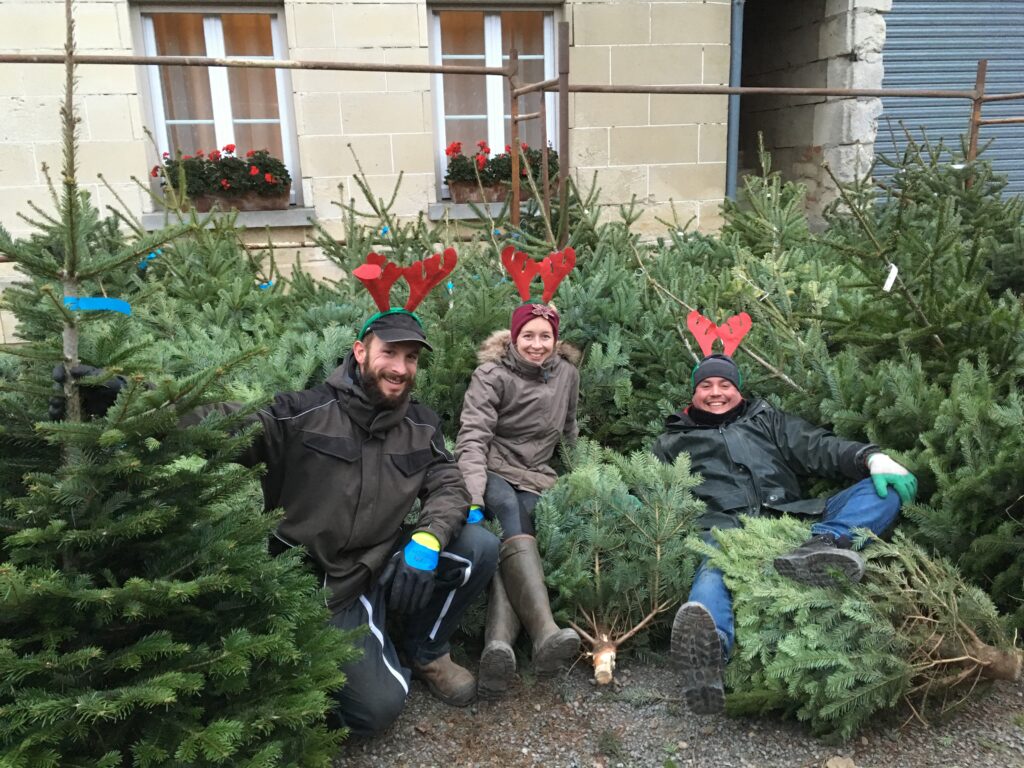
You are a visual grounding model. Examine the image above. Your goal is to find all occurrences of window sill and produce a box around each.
[141,207,316,232]
[427,201,516,221]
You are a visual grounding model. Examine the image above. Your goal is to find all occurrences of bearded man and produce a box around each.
[52,310,499,735]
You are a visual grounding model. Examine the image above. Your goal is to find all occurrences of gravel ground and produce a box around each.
[337,653,1024,768]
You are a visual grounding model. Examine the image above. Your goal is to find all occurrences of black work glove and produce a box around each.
[377,537,438,615]
[49,364,126,421]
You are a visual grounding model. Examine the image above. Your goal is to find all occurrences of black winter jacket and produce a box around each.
[183,352,469,609]
[651,398,877,532]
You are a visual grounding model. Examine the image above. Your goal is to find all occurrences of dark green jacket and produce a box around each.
[183,352,469,609]
[651,398,876,532]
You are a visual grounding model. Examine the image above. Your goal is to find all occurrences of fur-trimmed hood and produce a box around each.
[476,329,582,367]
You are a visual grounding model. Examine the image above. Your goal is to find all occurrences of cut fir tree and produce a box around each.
[693,516,1021,741]
[536,440,703,683]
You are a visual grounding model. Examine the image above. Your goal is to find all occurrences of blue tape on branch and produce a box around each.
[64,297,132,315]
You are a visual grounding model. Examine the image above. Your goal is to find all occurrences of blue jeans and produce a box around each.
[689,477,901,656]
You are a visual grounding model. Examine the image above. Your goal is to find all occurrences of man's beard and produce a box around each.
[360,367,413,409]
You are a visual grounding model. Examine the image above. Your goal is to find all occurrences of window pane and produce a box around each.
[501,12,545,148]
[232,124,284,160]
[501,11,544,57]
[222,13,282,155]
[152,13,214,155]
[445,117,489,155]
[439,11,488,148]
[439,11,484,56]
[169,124,217,157]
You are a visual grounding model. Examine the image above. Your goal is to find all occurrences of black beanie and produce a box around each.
[692,354,742,391]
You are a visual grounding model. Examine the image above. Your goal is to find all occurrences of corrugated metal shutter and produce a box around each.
[876,1,1024,195]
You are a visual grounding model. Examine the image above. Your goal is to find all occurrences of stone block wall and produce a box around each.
[0,0,148,239]
[740,0,888,221]
[286,0,434,242]
[567,0,731,234]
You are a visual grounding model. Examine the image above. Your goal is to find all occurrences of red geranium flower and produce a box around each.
[162,151,169,159]
[196,150,205,157]
[246,150,255,157]
[224,143,236,154]
[220,178,230,189]
[505,145,511,153]
[476,154,487,170]
[522,142,529,151]
[476,140,490,154]
[250,166,260,176]
[150,165,159,178]
[208,149,221,161]
[264,172,274,183]
[182,155,192,160]
[445,141,462,157]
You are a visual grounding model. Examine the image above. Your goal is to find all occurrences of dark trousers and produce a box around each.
[483,471,540,540]
[328,523,498,735]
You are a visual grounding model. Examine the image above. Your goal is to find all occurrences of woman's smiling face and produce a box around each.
[515,316,556,365]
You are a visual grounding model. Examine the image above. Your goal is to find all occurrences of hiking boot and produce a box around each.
[500,535,580,677]
[478,573,520,699]
[410,653,477,707]
[773,534,865,587]
[671,602,726,715]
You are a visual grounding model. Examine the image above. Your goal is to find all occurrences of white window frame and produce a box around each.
[140,5,301,205]
[430,9,557,200]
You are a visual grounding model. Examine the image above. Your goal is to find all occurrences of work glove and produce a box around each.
[49,364,126,421]
[867,453,918,505]
[378,532,439,615]
[467,505,485,524]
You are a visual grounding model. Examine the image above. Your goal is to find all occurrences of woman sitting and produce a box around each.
[456,302,582,698]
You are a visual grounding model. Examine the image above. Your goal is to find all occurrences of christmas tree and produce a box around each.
[0,7,356,764]
[696,516,1020,741]
[536,440,703,683]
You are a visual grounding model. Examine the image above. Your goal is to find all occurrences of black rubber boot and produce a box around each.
[773,534,865,587]
[478,572,521,699]
[500,535,580,677]
[671,602,725,715]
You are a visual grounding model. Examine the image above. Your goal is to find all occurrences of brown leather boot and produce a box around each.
[410,653,477,707]
[478,572,521,699]
[500,535,580,676]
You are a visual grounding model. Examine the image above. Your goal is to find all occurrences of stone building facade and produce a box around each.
[0,0,732,250]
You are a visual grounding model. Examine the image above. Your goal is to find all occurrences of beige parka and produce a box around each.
[455,329,581,506]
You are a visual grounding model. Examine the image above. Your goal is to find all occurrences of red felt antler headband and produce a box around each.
[686,310,752,356]
[500,245,576,303]
[353,248,458,312]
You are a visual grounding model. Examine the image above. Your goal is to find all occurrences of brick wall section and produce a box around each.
[567,0,731,235]
[740,0,889,222]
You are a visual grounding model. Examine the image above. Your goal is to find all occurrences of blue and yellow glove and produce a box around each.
[378,532,439,614]
[467,505,484,524]
[867,453,918,505]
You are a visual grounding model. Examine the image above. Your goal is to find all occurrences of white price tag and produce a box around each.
[883,264,898,293]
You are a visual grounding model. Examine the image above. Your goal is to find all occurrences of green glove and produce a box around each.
[867,453,917,505]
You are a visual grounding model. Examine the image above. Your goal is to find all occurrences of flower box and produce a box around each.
[152,145,292,212]
[448,180,508,204]
[192,187,291,213]
[443,139,558,205]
